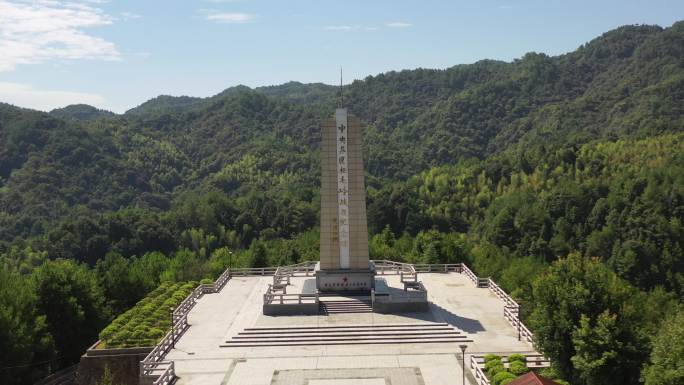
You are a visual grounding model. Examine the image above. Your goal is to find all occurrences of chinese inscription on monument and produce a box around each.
[335,108,350,268]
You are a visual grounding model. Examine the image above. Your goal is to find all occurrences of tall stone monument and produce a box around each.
[315,108,375,292]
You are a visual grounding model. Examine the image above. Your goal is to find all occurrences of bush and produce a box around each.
[200,278,213,285]
[493,371,516,385]
[507,354,526,363]
[486,361,505,378]
[485,357,503,371]
[509,361,529,376]
[484,354,502,363]
[500,378,516,385]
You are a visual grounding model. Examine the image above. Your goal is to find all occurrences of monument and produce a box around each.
[315,108,376,292]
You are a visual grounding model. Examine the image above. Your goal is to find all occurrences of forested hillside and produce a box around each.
[1,22,683,385]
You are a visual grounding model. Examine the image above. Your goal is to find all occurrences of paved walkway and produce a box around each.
[167,273,534,385]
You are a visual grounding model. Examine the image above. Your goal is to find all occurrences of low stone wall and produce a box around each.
[76,341,152,385]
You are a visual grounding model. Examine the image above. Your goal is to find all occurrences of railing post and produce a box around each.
[169,307,175,348]
[517,304,521,341]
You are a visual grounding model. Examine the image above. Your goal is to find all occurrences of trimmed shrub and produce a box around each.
[484,358,503,370]
[484,354,502,363]
[499,378,516,385]
[509,361,529,376]
[507,354,526,364]
[98,281,198,348]
[486,361,505,378]
[492,371,516,385]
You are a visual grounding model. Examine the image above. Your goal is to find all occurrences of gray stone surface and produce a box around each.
[272,368,421,385]
[166,273,537,385]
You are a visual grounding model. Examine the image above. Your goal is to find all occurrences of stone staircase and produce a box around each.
[319,296,372,314]
[220,322,472,347]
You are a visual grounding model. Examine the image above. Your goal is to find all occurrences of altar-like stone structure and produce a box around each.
[315,108,375,292]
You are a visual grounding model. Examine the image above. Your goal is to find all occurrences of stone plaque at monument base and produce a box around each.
[315,264,376,292]
[316,108,375,292]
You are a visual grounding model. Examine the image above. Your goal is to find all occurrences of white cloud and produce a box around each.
[119,11,141,21]
[323,24,382,32]
[324,25,358,31]
[206,12,255,23]
[385,21,412,28]
[0,81,105,111]
[0,0,120,72]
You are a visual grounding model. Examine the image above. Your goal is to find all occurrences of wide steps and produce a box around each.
[221,322,472,347]
[319,298,373,314]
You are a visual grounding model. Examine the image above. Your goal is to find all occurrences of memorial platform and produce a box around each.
[165,271,536,385]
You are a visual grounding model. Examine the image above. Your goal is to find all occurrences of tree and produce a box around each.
[572,311,641,385]
[0,267,54,385]
[96,252,137,314]
[529,253,647,384]
[642,308,684,385]
[161,249,205,282]
[31,259,110,362]
[249,240,269,268]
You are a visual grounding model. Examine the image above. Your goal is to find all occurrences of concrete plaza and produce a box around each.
[166,273,534,385]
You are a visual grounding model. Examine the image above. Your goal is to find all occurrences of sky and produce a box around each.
[0,0,682,113]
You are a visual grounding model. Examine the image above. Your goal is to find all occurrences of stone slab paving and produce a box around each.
[168,273,535,385]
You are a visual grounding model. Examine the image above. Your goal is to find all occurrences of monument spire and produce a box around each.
[339,67,344,107]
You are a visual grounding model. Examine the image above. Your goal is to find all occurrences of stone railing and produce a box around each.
[263,291,319,305]
[460,264,478,284]
[229,267,278,276]
[140,360,174,385]
[172,267,232,323]
[470,355,491,385]
[487,279,517,309]
[141,266,233,385]
[486,278,534,343]
[139,314,188,383]
[273,261,317,286]
[372,259,414,275]
[413,263,461,273]
[403,281,428,302]
[470,354,551,385]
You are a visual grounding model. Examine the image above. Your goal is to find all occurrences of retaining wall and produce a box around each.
[76,342,152,385]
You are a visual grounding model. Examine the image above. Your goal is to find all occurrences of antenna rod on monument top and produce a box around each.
[340,67,344,107]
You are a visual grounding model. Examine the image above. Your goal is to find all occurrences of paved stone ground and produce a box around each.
[167,273,534,385]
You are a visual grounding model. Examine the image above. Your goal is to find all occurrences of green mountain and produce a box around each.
[49,104,115,121]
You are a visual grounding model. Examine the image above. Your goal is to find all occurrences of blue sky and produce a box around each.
[0,0,682,113]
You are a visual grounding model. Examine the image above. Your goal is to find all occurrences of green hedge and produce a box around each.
[509,361,529,376]
[507,354,526,364]
[493,372,516,385]
[98,281,197,348]
[482,355,531,384]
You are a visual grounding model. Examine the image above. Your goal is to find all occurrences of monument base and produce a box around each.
[315,263,376,292]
